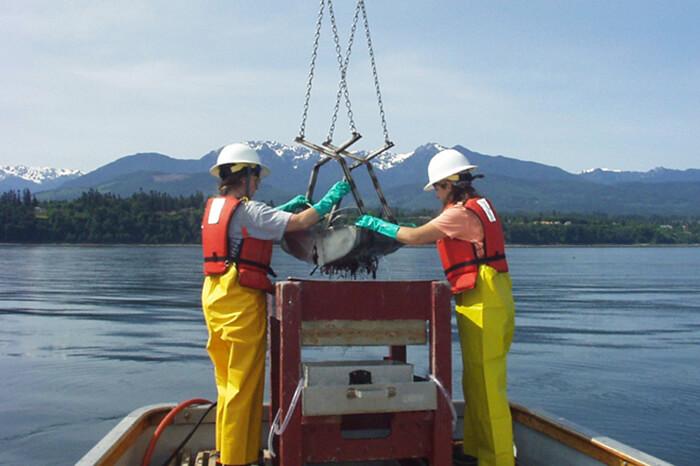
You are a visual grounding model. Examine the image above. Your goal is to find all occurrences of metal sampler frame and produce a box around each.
[282,0,402,271]
[295,133,396,223]
[297,0,396,223]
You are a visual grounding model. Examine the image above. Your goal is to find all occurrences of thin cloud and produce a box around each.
[1,1,699,172]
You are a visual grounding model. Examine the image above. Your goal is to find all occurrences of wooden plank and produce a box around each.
[278,282,303,466]
[389,345,407,362]
[510,403,654,466]
[96,408,167,466]
[301,411,435,463]
[430,281,453,466]
[301,319,426,346]
[269,314,281,462]
[282,279,436,321]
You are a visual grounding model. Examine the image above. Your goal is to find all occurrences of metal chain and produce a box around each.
[299,0,392,145]
[326,0,359,142]
[298,0,326,139]
[360,0,391,143]
[341,2,362,135]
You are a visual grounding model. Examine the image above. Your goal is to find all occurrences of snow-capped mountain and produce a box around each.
[579,166,700,184]
[373,143,447,170]
[248,141,315,168]
[1,165,83,183]
[226,140,443,172]
[0,165,84,192]
[244,140,447,172]
[581,168,623,174]
[15,140,700,215]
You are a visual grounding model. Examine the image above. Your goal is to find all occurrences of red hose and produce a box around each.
[141,398,213,466]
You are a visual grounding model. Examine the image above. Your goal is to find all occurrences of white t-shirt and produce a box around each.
[228,200,292,256]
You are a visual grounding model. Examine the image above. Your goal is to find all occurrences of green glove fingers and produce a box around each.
[355,214,400,240]
[312,181,351,216]
[276,194,309,212]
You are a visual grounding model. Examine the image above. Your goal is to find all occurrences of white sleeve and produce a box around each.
[236,201,292,241]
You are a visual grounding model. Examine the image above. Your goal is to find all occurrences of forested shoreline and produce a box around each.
[2,189,699,245]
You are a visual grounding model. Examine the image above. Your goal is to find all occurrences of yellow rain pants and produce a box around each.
[202,266,266,466]
[455,265,515,466]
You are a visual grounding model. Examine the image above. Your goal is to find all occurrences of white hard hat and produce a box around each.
[423,149,477,191]
[209,143,271,178]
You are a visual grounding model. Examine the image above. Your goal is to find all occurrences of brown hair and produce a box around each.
[217,165,249,196]
[448,172,483,204]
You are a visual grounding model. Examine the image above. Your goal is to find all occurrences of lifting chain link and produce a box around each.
[298,0,392,145]
[360,0,391,144]
[326,0,361,143]
[298,0,326,140]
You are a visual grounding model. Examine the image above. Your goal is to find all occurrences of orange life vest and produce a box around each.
[201,196,276,293]
[436,197,508,294]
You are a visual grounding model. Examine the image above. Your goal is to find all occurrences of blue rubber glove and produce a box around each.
[355,214,400,239]
[276,194,309,212]
[312,181,351,216]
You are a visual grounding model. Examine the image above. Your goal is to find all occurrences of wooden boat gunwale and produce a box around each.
[78,401,674,466]
[507,402,672,466]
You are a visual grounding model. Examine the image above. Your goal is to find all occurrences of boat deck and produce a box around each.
[78,401,673,466]
[187,449,476,466]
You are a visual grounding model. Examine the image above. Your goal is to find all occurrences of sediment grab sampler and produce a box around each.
[281,0,403,276]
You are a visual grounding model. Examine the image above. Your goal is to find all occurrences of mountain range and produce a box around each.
[4,141,700,215]
[0,165,83,191]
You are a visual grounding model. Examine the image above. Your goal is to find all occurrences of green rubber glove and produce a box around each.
[276,194,309,212]
[312,181,351,216]
[355,214,400,239]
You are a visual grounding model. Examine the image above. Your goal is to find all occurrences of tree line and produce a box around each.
[2,189,699,245]
[1,189,203,243]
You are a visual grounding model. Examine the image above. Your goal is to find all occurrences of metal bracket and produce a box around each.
[325,139,396,222]
[296,133,366,214]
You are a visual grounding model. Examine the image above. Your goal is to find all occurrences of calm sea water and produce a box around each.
[0,244,698,465]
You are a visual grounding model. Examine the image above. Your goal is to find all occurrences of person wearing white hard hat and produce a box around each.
[201,142,350,466]
[356,148,516,466]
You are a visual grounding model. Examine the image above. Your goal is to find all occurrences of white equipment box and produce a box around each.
[302,360,437,416]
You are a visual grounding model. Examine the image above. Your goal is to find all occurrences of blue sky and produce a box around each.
[1,1,698,173]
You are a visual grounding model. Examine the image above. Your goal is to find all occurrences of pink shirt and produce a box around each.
[429,204,485,258]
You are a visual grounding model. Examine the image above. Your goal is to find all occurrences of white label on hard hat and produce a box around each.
[207,198,226,224]
[476,198,497,223]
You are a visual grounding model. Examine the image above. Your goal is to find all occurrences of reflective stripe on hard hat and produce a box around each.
[229,163,261,175]
[209,143,271,179]
[424,149,478,191]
